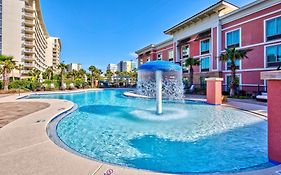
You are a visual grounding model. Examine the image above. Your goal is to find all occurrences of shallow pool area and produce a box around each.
[28,90,274,174]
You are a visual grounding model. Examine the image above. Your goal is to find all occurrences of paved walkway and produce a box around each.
[0,90,280,175]
[0,102,50,128]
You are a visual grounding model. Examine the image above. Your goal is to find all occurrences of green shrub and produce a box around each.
[9,79,41,91]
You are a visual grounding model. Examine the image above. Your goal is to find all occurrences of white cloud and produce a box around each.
[129,52,138,58]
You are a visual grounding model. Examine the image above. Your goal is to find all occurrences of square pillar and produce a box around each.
[261,71,281,163]
[206,78,223,105]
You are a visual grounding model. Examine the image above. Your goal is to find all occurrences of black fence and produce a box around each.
[222,85,267,96]
[185,84,267,96]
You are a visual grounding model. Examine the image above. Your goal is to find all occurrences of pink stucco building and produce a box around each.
[136,0,281,94]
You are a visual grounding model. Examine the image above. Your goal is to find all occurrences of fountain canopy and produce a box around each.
[137,61,184,102]
[138,61,182,72]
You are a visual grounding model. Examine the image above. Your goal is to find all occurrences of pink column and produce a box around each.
[205,78,223,105]
[261,71,281,163]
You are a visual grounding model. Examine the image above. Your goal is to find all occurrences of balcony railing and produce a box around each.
[24,6,34,12]
[24,63,35,67]
[24,20,34,26]
[23,56,34,61]
[24,27,34,32]
[23,49,34,53]
[24,34,34,40]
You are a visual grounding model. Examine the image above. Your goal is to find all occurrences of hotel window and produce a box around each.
[157,53,162,60]
[200,39,210,55]
[226,29,240,48]
[168,50,174,62]
[226,75,240,88]
[227,59,240,70]
[266,16,281,41]
[182,45,189,59]
[266,44,281,67]
[200,57,210,72]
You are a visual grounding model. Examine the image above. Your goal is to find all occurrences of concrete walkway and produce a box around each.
[0,90,280,175]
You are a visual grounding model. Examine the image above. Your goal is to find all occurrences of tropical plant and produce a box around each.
[58,62,68,89]
[88,65,102,88]
[0,55,17,90]
[184,57,200,87]
[16,64,24,80]
[105,70,114,83]
[220,47,252,97]
[44,66,54,80]
[28,68,41,80]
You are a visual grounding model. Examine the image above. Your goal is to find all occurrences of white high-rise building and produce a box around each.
[67,63,82,72]
[107,64,117,73]
[1,0,62,76]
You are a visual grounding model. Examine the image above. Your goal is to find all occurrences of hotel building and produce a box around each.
[107,64,118,73]
[2,0,61,76]
[117,60,136,72]
[136,0,281,93]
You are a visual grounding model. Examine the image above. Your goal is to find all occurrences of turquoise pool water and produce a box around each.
[28,90,273,174]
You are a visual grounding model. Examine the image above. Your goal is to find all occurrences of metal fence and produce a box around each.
[185,84,267,96]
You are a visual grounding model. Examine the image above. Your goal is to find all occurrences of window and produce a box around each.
[140,59,143,65]
[227,59,240,70]
[266,44,281,67]
[168,50,174,62]
[266,16,281,41]
[182,45,189,59]
[157,53,162,60]
[200,57,210,72]
[147,57,151,62]
[200,39,210,54]
[226,29,240,48]
[226,75,240,87]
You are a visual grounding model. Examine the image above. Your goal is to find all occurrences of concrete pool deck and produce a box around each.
[0,89,280,175]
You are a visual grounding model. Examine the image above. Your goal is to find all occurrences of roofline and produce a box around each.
[164,0,239,35]
[155,38,173,48]
[135,44,155,54]
[220,0,270,20]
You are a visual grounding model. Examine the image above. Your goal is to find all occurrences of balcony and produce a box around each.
[23,12,34,20]
[24,63,35,68]
[24,34,34,40]
[23,56,34,61]
[24,27,34,34]
[24,6,35,12]
[24,41,34,48]
[23,49,35,54]
[24,19,34,27]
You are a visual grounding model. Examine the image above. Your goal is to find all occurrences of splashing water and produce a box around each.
[137,64,184,101]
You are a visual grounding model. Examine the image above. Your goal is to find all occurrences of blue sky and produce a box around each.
[41,0,253,71]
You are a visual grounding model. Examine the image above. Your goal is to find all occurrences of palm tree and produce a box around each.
[220,47,252,97]
[16,64,24,80]
[105,70,113,83]
[29,68,41,80]
[58,62,68,89]
[184,57,200,87]
[0,55,16,90]
[44,66,54,80]
[78,69,86,79]
[88,65,101,88]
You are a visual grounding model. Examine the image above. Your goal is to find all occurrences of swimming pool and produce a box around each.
[28,90,273,174]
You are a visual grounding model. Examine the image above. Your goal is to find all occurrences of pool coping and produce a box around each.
[0,89,280,175]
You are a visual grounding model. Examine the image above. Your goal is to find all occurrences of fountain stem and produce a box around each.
[156,70,162,115]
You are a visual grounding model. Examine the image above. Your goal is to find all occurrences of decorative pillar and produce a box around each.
[206,78,223,105]
[261,71,281,163]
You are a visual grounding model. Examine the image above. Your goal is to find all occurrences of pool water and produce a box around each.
[28,90,273,174]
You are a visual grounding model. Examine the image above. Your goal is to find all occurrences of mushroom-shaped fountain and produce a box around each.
[137,61,184,115]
